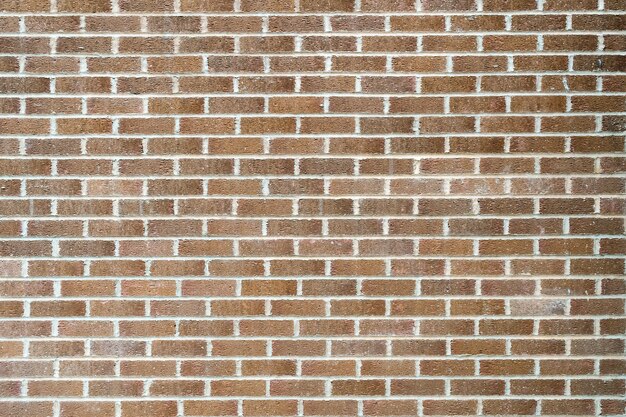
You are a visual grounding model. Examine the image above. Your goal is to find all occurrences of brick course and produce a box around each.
[0,0,625,415]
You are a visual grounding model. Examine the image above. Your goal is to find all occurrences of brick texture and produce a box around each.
[0,0,625,416]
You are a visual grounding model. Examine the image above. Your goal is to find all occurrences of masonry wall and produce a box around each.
[0,0,625,416]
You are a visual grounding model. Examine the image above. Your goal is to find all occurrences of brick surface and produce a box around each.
[0,0,625,415]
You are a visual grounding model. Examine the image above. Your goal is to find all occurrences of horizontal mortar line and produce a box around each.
[6,176,625,180]
[2,192,618,197]
[0,297,621,302]
[0,276,617,282]
[0,292,620,300]
[1,157,624,162]
[11,256,626,262]
[4,381,626,386]
[2,72,625,77]
[3,238,625,244]
[3,372,625,376]
[0,136,619,141]
[0,11,623,16]
[3,272,625,277]
[0,70,624,76]
[1,335,625,340]
[3,362,623,367]
[4,299,626,306]
[3,93,626,98]
[7,376,623,380]
[5,190,626,197]
[2,112,626,117]
[5,112,625,117]
[2,197,623,202]
[7,350,623,356]
[5,312,624,316]
[4,70,626,76]
[1,133,621,138]
[1,162,624,167]
[2,304,618,311]
[5,106,626,111]
[8,217,626,223]
[4,318,625,322]
[3,355,626,360]
[0,277,622,282]
[3,176,626,183]
[2,275,618,280]
[0,133,621,138]
[2,91,626,96]
[3,232,624,236]
[4,380,626,385]
[5,384,626,390]
[4,216,626,222]
[5,315,626,320]
[0,382,622,388]
[10,111,620,117]
[3,31,626,36]
[3,51,625,56]
[2,276,623,280]
[19,254,619,258]
[3,378,626,383]
[0,51,624,56]
[8,229,624,232]
[7,232,626,236]
[3,254,625,259]
[4,355,626,361]
[3,395,626,401]
[2,290,619,296]
[0,292,621,298]
[3,108,626,113]
[0,154,626,158]
[5,220,625,225]
[2,153,625,158]
[4,234,625,240]
[5,355,625,361]
[3,205,618,209]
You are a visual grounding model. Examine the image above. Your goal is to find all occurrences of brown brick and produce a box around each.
[121,401,177,417]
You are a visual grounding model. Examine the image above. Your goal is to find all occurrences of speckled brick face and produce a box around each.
[0,0,625,416]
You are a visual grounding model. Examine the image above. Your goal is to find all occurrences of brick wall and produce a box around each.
[0,0,625,416]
